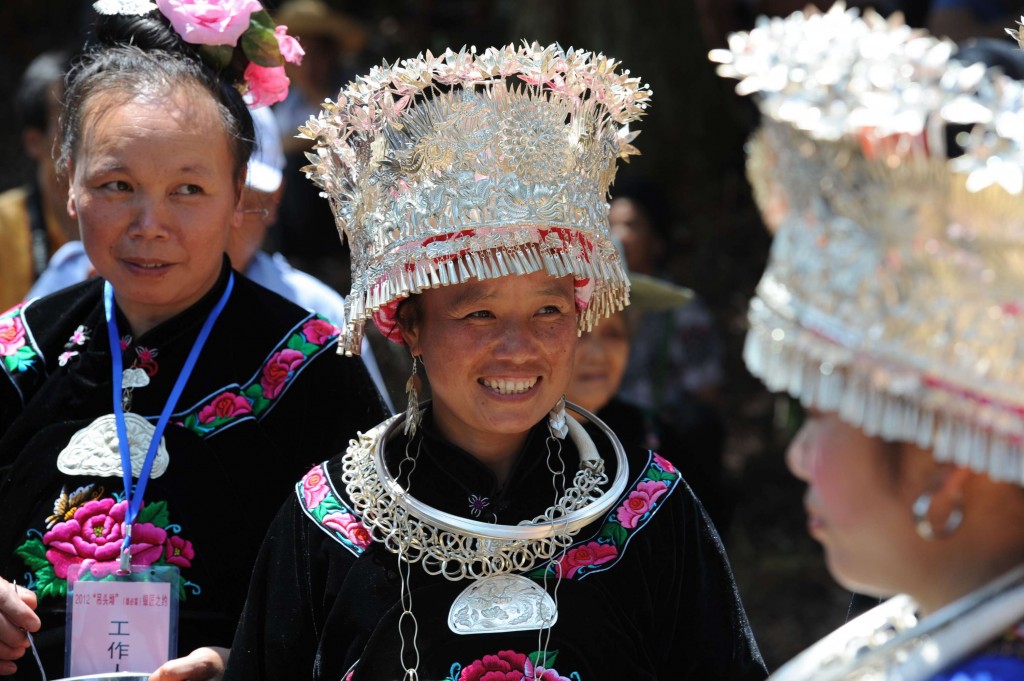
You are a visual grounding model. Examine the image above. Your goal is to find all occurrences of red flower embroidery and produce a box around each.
[0,315,26,356]
[554,540,618,579]
[301,465,330,509]
[323,512,372,549]
[459,650,529,681]
[198,391,253,423]
[260,348,305,399]
[301,318,337,345]
[164,535,195,568]
[615,480,669,529]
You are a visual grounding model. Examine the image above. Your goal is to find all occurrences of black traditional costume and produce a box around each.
[0,265,388,677]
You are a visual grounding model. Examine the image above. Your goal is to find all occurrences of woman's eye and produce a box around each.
[102,180,131,192]
[465,310,493,319]
[537,305,563,315]
[175,184,203,196]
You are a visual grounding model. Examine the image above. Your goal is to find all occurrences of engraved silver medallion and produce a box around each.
[448,574,557,635]
[57,413,169,479]
[122,367,150,389]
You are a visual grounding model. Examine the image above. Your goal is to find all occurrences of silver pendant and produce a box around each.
[58,413,169,479]
[122,367,150,389]
[448,574,557,635]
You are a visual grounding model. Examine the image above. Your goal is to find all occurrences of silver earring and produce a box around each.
[548,395,568,440]
[912,490,963,540]
[404,355,422,437]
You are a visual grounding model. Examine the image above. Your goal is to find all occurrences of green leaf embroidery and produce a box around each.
[600,522,628,546]
[285,333,304,351]
[14,538,49,572]
[136,500,170,528]
[6,346,36,372]
[35,565,65,601]
[528,649,559,669]
[242,383,263,400]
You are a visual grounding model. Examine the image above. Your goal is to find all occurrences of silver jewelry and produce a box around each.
[340,400,629,580]
[404,356,422,437]
[912,490,964,541]
[449,574,557,634]
[57,413,169,479]
[547,396,568,440]
[769,563,1024,681]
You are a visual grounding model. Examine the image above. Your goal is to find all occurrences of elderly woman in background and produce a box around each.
[713,5,1024,679]
[0,2,385,679]
[226,43,768,681]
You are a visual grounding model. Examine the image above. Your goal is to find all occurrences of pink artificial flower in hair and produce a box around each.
[244,63,290,107]
[156,0,263,47]
[274,25,304,65]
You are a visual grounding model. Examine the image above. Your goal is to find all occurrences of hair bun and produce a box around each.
[90,10,193,56]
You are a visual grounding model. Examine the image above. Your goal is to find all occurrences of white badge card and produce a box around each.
[64,563,179,677]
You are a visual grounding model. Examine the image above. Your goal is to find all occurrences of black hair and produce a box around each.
[609,178,673,244]
[59,11,254,180]
[15,50,72,133]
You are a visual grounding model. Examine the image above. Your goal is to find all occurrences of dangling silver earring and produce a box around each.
[548,395,568,440]
[912,489,963,540]
[404,355,422,437]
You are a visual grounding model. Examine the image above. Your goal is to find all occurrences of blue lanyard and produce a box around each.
[105,273,234,570]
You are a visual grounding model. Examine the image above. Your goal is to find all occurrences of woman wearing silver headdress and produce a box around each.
[226,43,768,681]
[713,5,1024,679]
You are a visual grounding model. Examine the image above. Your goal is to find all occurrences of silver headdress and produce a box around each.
[711,4,1024,484]
[300,42,651,354]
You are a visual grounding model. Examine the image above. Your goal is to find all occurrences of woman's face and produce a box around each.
[567,310,630,413]
[787,411,926,597]
[403,270,578,454]
[68,85,241,333]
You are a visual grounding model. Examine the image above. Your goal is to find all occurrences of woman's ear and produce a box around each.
[400,321,421,357]
[66,168,78,221]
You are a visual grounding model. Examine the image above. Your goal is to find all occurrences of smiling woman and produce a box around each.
[224,43,768,681]
[0,3,387,680]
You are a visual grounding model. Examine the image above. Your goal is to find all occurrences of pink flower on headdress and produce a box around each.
[156,0,262,47]
[244,63,290,108]
[274,25,304,65]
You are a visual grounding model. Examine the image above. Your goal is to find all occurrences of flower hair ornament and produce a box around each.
[92,0,304,107]
[299,42,652,355]
[711,3,1024,484]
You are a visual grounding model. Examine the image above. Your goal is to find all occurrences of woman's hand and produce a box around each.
[149,646,229,681]
[0,578,39,676]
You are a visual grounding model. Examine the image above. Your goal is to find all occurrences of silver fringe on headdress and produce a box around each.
[300,43,651,354]
[712,4,1024,484]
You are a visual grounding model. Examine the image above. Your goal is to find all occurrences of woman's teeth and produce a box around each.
[481,378,536,394]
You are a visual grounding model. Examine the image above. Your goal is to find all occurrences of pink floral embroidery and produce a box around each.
[274,25,304,65]
[69,325,89,346]
[245,63,290,108]
[524,660,572,681]
[301,465,330,509]
[616,480,669,529]
[156,0,261,46]
[0,315,26,356]
[554,540,617,579]
[459,650,528,681]
[58,351,79,367]
[43,499,166,579]
[652,452,676,474]
[323,512,372,549]
[260,348,305,399]
[164,535,195,568]
[301,318,337,345]
[135,345,159,377]
[198,391,253,423]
